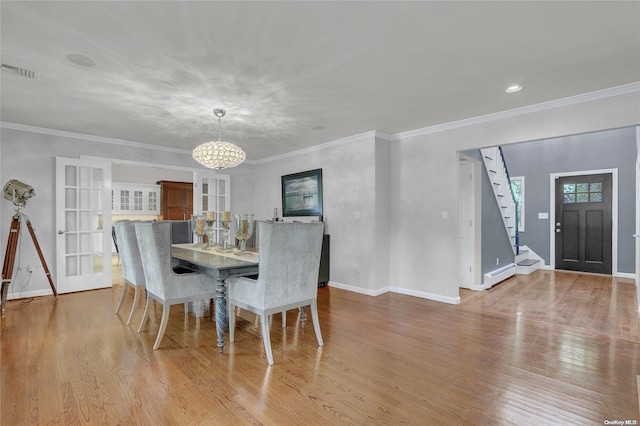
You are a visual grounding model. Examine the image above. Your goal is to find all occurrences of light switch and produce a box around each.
[442,211,448,221]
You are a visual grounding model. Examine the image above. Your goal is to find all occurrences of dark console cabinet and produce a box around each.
[318,234,330,287]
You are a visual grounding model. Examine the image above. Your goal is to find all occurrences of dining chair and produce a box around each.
[114,221,146,325]
[134,221,217,350]
[227,221,325,365]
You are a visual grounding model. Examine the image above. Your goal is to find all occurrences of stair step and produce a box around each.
[517,259,539,267]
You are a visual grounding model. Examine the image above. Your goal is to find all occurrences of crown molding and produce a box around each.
[251,130,380,164]
[0,121,193,155]
[392,82,640,141]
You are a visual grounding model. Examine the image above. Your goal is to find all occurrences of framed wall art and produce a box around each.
[281,168,323,218]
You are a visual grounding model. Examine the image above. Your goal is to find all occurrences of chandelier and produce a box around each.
[192,109,246,169]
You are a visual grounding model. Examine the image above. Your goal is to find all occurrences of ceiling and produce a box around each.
[2,1,639,162]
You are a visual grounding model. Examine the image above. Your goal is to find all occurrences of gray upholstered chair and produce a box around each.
[227,221,325,365]
[134,221,217,350]
[114,221,146,325]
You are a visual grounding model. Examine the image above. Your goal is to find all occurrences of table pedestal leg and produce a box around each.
[215,277,227,353]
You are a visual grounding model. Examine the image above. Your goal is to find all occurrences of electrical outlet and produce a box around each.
[496,258,499,266]
[28,265,34,274]
[354,264,360,273]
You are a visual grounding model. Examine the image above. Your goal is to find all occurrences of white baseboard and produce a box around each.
[390,286,461,304]
[616,272,636,279]
[328,281,389,296]
[7,288,54,300]
[460,283,489,291]
[328,281,460,304]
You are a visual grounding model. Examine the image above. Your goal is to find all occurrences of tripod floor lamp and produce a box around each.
[1,179,57,311]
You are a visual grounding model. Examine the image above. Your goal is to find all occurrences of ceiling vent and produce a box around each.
[1,63,40,81]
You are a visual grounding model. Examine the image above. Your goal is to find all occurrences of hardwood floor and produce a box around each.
[2,268,639,425]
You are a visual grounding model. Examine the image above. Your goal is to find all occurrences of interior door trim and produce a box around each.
[549,168,618,275]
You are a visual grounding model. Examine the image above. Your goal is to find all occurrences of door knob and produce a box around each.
[555,229,561,233]
[556,222,561,227]
[58,230,66,234]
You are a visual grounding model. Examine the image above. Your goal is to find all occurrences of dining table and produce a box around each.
[171,243,259,353]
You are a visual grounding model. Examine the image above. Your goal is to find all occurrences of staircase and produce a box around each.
[480,147,519,254]
[515,247,541,275]
[481,147,540,279]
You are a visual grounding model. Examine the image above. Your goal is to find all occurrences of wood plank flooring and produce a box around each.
[2,268,639,425]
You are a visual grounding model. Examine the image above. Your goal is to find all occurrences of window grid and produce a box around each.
[563,182,603,204]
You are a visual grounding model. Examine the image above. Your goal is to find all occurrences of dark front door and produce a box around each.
[555,173,612,274]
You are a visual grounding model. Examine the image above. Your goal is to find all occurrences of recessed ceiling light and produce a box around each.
[505,85,523,94]
[66,54,95,67]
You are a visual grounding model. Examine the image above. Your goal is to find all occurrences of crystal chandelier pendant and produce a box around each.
[193,109,246,169]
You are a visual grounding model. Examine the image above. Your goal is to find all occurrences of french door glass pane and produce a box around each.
[65,166,77,186]
[79,232,91,252]
[66,256,77,276]
[79,189,91,209]
[93,255,103,273]
[65,211,77,231]
[66,234,77,254]
[80,255,92,274]
[92,189,103,210]
[79,167,91,187]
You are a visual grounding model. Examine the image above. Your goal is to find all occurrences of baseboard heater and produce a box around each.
[484,263,517,288]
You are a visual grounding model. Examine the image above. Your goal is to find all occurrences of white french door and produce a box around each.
[55,157,112,293]
[193,171,230,242]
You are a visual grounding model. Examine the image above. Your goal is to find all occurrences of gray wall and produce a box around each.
[501,126,637,273]
[1,89,639,303]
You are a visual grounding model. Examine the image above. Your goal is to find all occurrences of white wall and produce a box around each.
[240,132,391,293]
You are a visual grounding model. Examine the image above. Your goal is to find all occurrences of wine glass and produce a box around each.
[218,211,232,251]
[234,213,254,254]
[191,214,206,247]
[204,211,216,249]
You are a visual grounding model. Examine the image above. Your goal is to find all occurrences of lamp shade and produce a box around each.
[192,140,246,169]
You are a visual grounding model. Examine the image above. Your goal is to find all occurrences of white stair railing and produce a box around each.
[480,147,519,255]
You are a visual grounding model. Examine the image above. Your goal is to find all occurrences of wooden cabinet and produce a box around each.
[112,183,160,214]
[158,181,193,220]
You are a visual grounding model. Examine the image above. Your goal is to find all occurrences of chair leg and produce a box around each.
[153,304,171,350]
[310,299,324,347]
[115,282,129,314]
[281,311,286,328]
[126,286,141,325]
[137,297,151,333]
[260,313,274,365]
[228,302,235,343]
